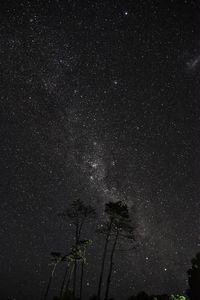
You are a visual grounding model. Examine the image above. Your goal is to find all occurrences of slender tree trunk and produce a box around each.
[72,225,79,300]
[44,275,53,300]
[97,222,112,300]
[59,264,69,299]
[44,263,57,300]
[73,260,77,299]
[79,261,84,300]
[64,263,74,297]
[104,232,119,300]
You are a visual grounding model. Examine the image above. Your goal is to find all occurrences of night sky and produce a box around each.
[1,0,200,299]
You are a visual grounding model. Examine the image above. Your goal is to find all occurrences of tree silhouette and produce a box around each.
[60,199,96,299]
[44,252,63,300]
[59,253,75,300]
[60,244,85,299]
[104,201,135,300]
[97,203,117,300]
[187,252,200,300]
[78,239,93,300]
[97,201,135,300]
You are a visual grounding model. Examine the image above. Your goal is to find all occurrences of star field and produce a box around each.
[0,1,200,299]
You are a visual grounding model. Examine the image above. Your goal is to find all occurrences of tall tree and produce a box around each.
[60,246,84,299]
[44,252,63,300]
[187,252,200,300]
[60,199,96,299]
[59,253,75,300]
[104,201,135,300]
[97,209,115,300]
[97,201,135,300]
[78,239,93,300]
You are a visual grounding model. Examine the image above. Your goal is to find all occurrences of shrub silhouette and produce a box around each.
[187,252,200,300]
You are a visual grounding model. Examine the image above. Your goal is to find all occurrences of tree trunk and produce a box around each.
[64,263,74,297]
[73,260,77,299]
[104,232,119,300]
[72,224,79,300]
[97,222,112,300]
[59,264,69,299]
[44,263,57,300]
[79,261,84,300]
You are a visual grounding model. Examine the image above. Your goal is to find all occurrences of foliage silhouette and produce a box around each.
[169,296,186,300]
[187,252,200,300]
[128,293,184,300]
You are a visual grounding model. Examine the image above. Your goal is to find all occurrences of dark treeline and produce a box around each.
[42,199,200,300]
